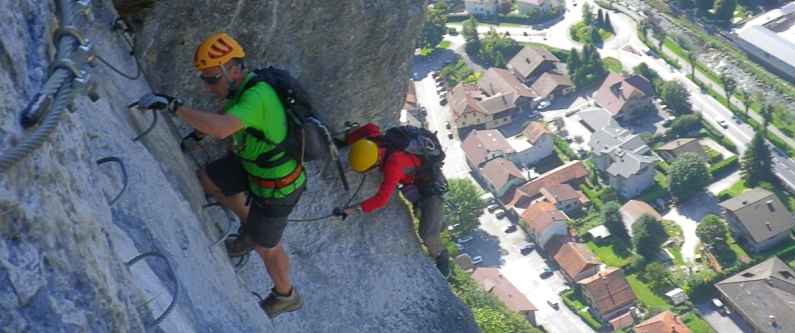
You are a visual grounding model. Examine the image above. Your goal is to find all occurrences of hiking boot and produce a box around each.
[260,288,303,318]
[225,234,255,257]
[435,250,451,278]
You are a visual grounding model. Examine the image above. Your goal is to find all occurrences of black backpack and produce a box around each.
[239,66,329,168]
[381,126,448,194]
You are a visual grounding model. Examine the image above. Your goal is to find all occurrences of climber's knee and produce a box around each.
[198,167,222,196]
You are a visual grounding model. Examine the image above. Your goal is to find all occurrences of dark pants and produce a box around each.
[404,185,444,257]
[206,154,304,248]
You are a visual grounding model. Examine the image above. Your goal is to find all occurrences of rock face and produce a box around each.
[0,1,479,332]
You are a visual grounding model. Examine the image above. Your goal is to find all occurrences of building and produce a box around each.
[655,138,707,163]
[590,123,657,198]
[539,183,589,213]
[733,2,795,82]
[465,0,498,16]
[507,46,562,84]
[507,121,555,168]
[530,71,574,101]
[462,129,515,170]
[479,68,537,112]
[472,268,538,324]
[521,201,569,248]
[719,188,795,253]
[578,107,617,133]
[715,257,795,333]
[665,288,688,306]
[517,0,561,14]
[578,267,637,321]
[449,83,520,132]
[479,157,528,197]
[553,241,601,283]
[593,73,655,122]
[620,200,662,234]
[504,160,589,215]
[400,81,426,128]
[633,310,691,333]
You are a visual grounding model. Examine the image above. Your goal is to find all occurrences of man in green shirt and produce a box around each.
[135,33,304,318]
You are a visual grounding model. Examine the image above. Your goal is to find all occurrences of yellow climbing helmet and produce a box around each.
[349,139,379,173]
[193,32,246,70]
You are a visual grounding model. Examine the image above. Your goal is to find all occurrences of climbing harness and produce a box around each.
[125,251,179,328]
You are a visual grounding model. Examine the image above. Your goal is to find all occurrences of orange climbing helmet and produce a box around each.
[193,32,246,70]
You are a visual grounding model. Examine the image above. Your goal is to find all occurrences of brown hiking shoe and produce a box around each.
[225,234,255,257]
[260,288,303,319]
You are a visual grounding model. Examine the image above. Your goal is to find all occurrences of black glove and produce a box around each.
[134,93,183,113]
[332,207,348,220]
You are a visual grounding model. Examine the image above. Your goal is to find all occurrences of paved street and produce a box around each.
[696,302,753,333]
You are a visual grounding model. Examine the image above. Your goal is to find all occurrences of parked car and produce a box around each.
[447,131,454,139]
[447,223,459,231]
[540,267,554,278]
[712,298,730,315]
[520,243,535,255]
[440,98,448,105]
[471,256,483,264]
[537,100,551,110]
[495,211,507,219]
[457,236,473,244]
[505,225,517,233]
[445,122,452,129]
[455,243,464,251]
[523,31,528,36]
[487,197,497,205]
[718,119,729,129]
[547,299,559,310]
[430,71,439,77]
[486,204,499,213]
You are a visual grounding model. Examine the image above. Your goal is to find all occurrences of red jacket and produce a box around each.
[346,123,422,213]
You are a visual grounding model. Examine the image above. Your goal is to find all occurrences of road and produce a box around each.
[696,302,753,333]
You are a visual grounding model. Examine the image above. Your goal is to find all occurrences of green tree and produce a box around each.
[670,114,702,136]
[652,26,666,51]
[582,3,593,25]
[720,73,737,107]
[462,16,480,44]
[597,8,604,26]
[493,52,506,68]
[741,131,774,186]
[602,201,629,240]
[478,29,520,67]
[418,2,448,49]
[632,214,668,259]
[660,80,692,115]
[686,51,696,80]
[695,0,715,13]
[669,152,711,200]
[568,48,581,75]
[714,0,738,21]
[604,12,614,32]
[633,63,661,88]
[696,214,729,248]
[738,89,751,116]
[443,178,487,237]
[473,308,512,333]
[640,262,675,293]
[589,26,602,45]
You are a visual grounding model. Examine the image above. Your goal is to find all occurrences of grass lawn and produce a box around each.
[637,172,669,205]
[560,289,602,330]
[572,210,603,235]
[603,57,623,73]
[587,238,633,268]
[717,179,746,200]
[727,235,750,264]
[682,311,718,333]
[627,274,672,312]
[669,246,685,266]
[438,40,451,49]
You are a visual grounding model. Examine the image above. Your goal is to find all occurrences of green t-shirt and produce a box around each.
[225,73,305,199]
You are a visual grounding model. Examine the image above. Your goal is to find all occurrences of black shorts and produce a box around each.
[205,154,304,248]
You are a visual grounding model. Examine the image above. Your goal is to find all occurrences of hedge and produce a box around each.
[710,156,738,176]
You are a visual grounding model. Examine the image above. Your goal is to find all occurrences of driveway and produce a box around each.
[696,302,753,333]
[662,193,722,262]
[462,208,596,333]
[708,171,742,196]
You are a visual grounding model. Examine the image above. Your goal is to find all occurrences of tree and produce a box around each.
[741,131,774,186]
[669,152,711,200]
[633,63,661,88]
[714,0,738,21]
[443,178,487,237]
[695,0,715,13]
[632,215,668,259]
[582,3,593,25]
[652,26,666,51]
[686,51,696,80]
[670,114,702,136]
[597,8,604,26]
[738,89,751,116]
[640,262,675,293]
[720,73,737,107]
[696,214,729,248]
[418,2,448,49]
[462,16,480,44]
[568,48,581,75]
[660,80,692,115]
[493,52,506,68]
[604,12,614,33]
[589,26,602,45]
[602,201,629,240]
[498,0,513,14]
[478,29,520,67]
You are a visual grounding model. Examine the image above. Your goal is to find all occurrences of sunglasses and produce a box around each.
[199,72,223,85]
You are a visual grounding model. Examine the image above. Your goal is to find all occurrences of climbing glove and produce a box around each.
[332,207,348,220]
[134,93,183,113]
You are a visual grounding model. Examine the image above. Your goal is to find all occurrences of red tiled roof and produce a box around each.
[620,200,661,224]
[520,201,567,235]
[553,242,601,282]
[593,74,654,116]
[609,311,636,331]
[472,268,538,313]
[530,72,573,99]
[579,267,637,317]
[505,161,589,208]
[540,183,580,204]
[634,310,692,333]
[507,46,560,80]
[522,121,551,145]
[480,158,527,192]
[462,129,515,168]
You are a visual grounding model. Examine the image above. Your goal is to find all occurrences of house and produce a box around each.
[521,201,568,249]
[655,138,707,163]
[472,268,538,324]
[553,241,601,283]
[719,188,795,253]
[578,107,617,133]
[593,73,655,122]
[609,311,635,331]
[589,124,658,198]
[465,0,498,16]
[479,157,528,197]
[517,0,561,14]
[400,81,426,128]
[578,267,637,321]
[507,121,555,168]
[539,183,589,213]
[587,225,611,240]
[504,160,589,215]
[530,71,574,102]
[479,68,537,112]
[665,288,688,305]
[507,46,562,84]
[633,310,692,333]
[620,200,662,234]
[715,257,795,333]
[462,129,515,170]
[449,83,520,133]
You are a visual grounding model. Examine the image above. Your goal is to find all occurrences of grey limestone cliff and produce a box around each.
[0,0,479,332]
